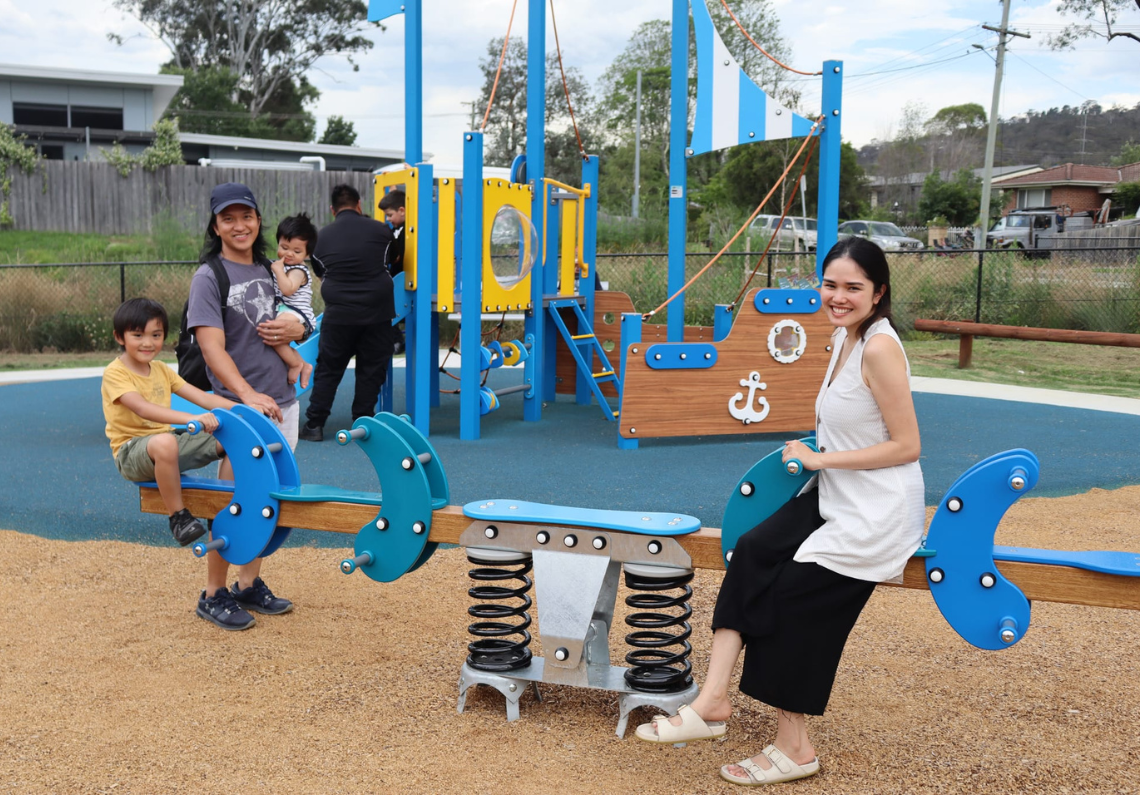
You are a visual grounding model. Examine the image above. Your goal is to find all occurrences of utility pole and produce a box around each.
[632,70,642,219]
[462,100,478,131]
[977,0,1030,247]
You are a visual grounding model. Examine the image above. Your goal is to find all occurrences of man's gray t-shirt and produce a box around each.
[186,257,295,408]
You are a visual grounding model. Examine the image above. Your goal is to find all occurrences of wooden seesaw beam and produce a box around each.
[140,486,1140,612]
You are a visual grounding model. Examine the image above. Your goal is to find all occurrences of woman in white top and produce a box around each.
[636,237,925,787]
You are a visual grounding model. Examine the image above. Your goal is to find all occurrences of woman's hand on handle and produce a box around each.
[783,440,823,471]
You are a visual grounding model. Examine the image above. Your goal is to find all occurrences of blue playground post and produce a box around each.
[666,0,690,342]
[617,312,642,450]
[524,0,546,421]
[542,188,560,401]
[460,133,485,440]
[815,61,843,278]
[408,162,435,434]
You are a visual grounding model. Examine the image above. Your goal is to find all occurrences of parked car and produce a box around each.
[749,215,818,251]
[837,221,924,251]
[986,207,1092,253]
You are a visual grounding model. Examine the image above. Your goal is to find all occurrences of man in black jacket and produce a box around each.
[299,184,396,442]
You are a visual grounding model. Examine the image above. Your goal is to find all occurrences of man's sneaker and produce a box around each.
[231,577,294,615]
[169,509,207,547]
[196,588,256,631]
[298,422,323,442]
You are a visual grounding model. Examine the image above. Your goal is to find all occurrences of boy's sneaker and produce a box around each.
[231,577,294,615]
[196,588,256,631]
[169,509,207,547]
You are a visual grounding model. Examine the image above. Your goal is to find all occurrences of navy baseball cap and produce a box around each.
[210,182,260,215]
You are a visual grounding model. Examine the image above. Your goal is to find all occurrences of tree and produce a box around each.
[1112,138,1140,166]
[924,103,986,173]
[872,101,929,221]
[1114,181,1140,215]
[1048,0,1140,48]
[111,0,377,141]
[319,115,358,146]
[917,169,1004,226]
[472,38,597,184]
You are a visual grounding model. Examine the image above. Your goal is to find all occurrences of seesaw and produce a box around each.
[141,409,1140,733]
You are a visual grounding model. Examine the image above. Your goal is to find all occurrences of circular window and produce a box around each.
[602,339,616,353]
[488,205,539,289]
[602,312,616,325]
[767,320,806,364]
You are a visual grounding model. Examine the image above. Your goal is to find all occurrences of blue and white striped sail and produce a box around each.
[689,0,815,156]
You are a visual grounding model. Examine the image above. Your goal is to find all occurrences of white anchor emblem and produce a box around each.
[728,371,770,425]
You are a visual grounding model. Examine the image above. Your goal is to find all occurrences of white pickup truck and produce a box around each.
[986,207,1094,254]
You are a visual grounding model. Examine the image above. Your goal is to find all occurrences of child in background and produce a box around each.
[378,190,406,353]
[270,213,319,388]
[102,298,236,546]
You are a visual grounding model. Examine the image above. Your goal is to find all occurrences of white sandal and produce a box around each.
[719,744,820,786]
[634,704,727,744]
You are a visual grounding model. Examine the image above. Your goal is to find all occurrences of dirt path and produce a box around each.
[2,487,1138,794]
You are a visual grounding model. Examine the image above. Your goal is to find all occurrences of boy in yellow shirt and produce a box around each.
[102,298,236,546]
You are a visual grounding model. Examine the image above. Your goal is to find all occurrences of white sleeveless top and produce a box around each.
[793,318,926,582]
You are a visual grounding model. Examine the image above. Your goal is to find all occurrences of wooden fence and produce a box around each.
[4,161,377,234]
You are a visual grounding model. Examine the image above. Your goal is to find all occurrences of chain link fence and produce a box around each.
[2,246,1137,353]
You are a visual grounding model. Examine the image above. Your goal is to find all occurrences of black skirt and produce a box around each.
[712,488,876,715]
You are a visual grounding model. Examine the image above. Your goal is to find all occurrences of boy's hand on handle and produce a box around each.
[193,412,220,433]
[783,440,822,471]
[243,392,283,423]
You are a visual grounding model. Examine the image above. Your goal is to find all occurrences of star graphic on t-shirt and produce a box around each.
[248,281,276,324]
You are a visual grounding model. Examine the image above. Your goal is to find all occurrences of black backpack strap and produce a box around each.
[206,256,231,315]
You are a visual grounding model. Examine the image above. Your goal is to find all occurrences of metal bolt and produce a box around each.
[508,683,517,692]
[748,131,755,138]
[536,531,550,544]
[251,446,263,458]
[401,457,414,470]
[592,537,606,550]
[833,66,841,73]
[980,573,996,588]
[740,481,754,496]
[763,297,770,304]
[555,648,569,661]
[229,504,241,516]
[484,525,498,539]
[1010,475,1026,491]
[1001,628,1016,643]
[375,517,389,530]
[929,568,944,583]
[654,353,661,360]
[947,497,963,512]
[680,353,687,360]
[413,521,426,535]
[726,550,734,563]
[564,534,577,548]
[261,506,274,519]
[648,541,661,554]
[704,353,711,359]
[629,428,636,434]
[832,109,839,116]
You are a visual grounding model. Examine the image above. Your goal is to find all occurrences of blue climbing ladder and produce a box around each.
[548,299,621,422]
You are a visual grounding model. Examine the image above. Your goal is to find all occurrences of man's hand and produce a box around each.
[243,392,283,422]
[258,313,305,345]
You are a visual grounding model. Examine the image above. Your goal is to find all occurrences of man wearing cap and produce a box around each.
[184,182,305,631]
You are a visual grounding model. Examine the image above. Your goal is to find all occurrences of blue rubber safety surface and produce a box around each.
[2,367,1138,549]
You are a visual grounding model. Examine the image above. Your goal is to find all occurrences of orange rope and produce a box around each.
[549,0,586,158]
[642,116,823,321]
[731,132,821,308]
[481,0,521,132]
[718,0,821,77]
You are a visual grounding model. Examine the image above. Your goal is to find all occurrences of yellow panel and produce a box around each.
[482,179,534,312]
[374,168,419,288]
[436,177,457,313]
[559,198,578,296]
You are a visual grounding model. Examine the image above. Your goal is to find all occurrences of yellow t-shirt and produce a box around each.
[102,358,187,458]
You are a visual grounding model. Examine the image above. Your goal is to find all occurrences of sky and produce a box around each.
[1,0,1136,165]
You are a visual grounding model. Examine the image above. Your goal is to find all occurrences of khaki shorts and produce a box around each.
[115,431,223,483]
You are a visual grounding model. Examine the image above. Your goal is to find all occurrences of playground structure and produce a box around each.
[366,0,844,447]
[141,407,1140,732]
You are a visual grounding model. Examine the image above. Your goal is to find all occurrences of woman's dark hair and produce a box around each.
[820,236,894,339]
[276,213,319,257]
[200,207,270,263]
[113,297,168,343]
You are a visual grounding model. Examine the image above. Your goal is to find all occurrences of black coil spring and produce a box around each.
[466,552,534,672]
[623,568,694,693]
